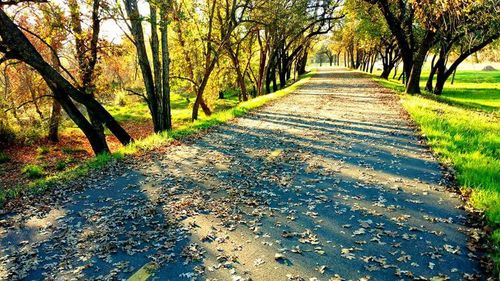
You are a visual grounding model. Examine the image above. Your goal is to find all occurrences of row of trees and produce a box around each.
[0,0,342,154]
[327,0,499,95]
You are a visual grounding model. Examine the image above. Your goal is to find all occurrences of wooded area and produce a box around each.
[0,0,342,155]
[315,0,499,95]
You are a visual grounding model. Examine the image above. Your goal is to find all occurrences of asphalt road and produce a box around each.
[0,68,484,280]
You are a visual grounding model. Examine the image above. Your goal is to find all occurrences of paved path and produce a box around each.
[0,68,483,280]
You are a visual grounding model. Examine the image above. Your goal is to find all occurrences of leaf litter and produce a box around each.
[0,69,486,280]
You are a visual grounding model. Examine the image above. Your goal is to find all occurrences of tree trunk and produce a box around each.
[297,51,307,75]
[150,6,163,131]
[69,0,106,142]
[48,100,61,142]
[406,31,435,94]
[192,89,212,120]
[191,63,213,121]
[380,64,393,79]
[256,33,268,96]
[425,58,440,92]
[451,69,457,85]
[393,62,399,79]
[48,48,62,142]
[350,49,355,69]
[370,53,376,73]
[160,5,172,130]
[278,53,287,88]
[56,93,110,154]
[433,73,447,95]
[0,9,133,155]
[406,59,423,94]
[236,71,248,101]
[227,47,248,101]
[125,0,158,127]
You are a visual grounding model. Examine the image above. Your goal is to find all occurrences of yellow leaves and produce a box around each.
[409,0,479,29]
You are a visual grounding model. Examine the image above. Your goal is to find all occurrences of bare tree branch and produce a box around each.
[171,75,200,91]
[0,0,47,6]
[124,88,148,102]
[4,94,53,113]
[16,25,79,85]
[0,51,17,64]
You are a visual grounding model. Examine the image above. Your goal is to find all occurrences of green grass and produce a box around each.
[22,164,45,179]
[0,70,315,206]
[99,90,240,135]
[374,69,500,113]
[370,69,500,272]
[107,102,151,123]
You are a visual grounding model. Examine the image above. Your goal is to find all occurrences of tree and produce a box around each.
[269,0,342,89]
[318,41,335,66]
[66,0,112,143]
[0,8,133,154]
[378,37,399,79]
[224,24,255,101]
[171,0,251,120]
[346,0,400,78]
[365,0,438,93]
[123,0,172,131]
[425,0,500,95]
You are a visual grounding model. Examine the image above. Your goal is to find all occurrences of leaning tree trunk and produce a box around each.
[192,89,212,120]
[56,93,110,153]
[69,0,107,144]
[0,9,133,155]
[405,31,435,94]
[425,62,439,92]
[191,71,213,121]
[433,71,447,95]
[297,51,307,75]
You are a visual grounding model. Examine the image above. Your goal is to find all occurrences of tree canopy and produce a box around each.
[0,0,497,153]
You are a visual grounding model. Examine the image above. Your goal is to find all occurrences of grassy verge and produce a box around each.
[370,72,500,271]
[0,70,315,207]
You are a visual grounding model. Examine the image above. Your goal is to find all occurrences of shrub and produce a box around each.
[18,128,42,146]
[114,91,127,107]
[36,146,50,156]
[55,160,67,171]
[22,164,44,179]
[0,122,16,148]
[0,151,9,163]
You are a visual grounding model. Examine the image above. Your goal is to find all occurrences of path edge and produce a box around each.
[0,69,317,212]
